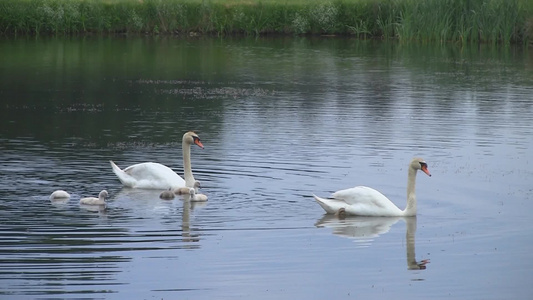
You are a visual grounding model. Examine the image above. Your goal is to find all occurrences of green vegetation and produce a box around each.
[0,0,532,44]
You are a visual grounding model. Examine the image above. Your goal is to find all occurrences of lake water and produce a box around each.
[0,36,532,299]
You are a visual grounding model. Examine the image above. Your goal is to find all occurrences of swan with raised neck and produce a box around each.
[313,157,431,217]
[110,131,204,190]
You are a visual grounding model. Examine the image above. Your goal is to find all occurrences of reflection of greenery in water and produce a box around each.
[0,37,530,147]
[0,0,531,44]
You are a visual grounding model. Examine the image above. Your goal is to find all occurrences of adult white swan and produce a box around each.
[110,131,204,190]
[313,157,431,217]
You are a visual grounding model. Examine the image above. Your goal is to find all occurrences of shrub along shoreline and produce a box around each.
[1,0,532,44]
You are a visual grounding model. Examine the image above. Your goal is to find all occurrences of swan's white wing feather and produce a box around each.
[111,161,185,189]
[315,186,403,217]
[332,186,392,208]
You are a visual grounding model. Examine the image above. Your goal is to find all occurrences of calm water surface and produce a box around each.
[0,37,532,299]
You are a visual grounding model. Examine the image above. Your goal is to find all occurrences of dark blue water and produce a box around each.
[0,36,532,299]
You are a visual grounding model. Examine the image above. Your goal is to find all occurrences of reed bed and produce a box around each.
[0,0,531,44]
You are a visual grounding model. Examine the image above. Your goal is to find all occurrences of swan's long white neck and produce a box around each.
[403,167,418,216]
[182,140,195,188]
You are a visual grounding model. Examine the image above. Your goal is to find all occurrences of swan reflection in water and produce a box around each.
[114,188,207,244]
[315,215,429,270]
[179,192,208,243]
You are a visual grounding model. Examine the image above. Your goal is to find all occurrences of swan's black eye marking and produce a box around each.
[419,162,427,168]
[193,136,200,142]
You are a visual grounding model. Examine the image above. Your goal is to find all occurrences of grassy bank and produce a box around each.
[1,0,532,44]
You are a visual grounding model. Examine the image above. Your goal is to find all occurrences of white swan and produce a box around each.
[110,131,204,190]
[50,190,70,201]
[313,157,431,217]
[79,190,109,205]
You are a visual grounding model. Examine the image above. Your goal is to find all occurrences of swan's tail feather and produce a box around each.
[313,194,346,214]
[110,161,133,187]
[312,194,324,203]
[313,194,335,214]
[110,161,122,176]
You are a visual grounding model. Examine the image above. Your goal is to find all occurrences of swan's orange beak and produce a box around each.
[421,165,431,177]
[194,139,204,149]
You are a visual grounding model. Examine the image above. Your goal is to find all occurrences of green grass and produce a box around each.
[0,0,531,44]
[396,0,528,45]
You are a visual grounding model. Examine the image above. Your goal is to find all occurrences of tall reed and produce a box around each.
[396,0,530,44]
[0,0,531,44]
